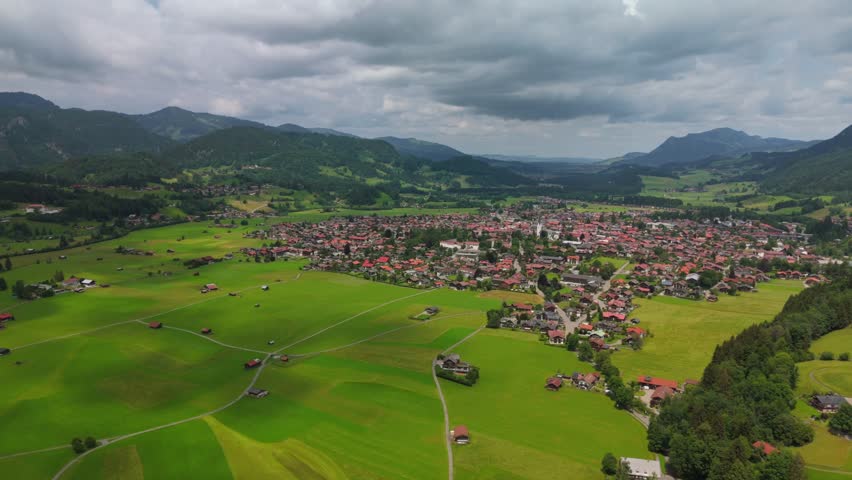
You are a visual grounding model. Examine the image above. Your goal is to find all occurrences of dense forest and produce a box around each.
[648,264,852,480]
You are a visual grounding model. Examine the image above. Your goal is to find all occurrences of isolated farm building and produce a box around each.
[81,279,96,287]
[547,330,565,345]
[425,306,440,315]
[62,277,81,289]
[441,354,471,374]
[244,358,262,369]
[261,285,269,291]
[279,354,289,363]
[205,283,219,291]
[0,313,14,322]
[545,376,563,391]
[650,386,675,407]
[246,388,268,398]
[0,347,10,356]
[811,394,847,413]
[149,322,163,329]
[201,328,213,335]
[451,425,470,444]
[571,372,601,389]
[752,441,778,455]
[619,457,663,480]
[637,376,679,392]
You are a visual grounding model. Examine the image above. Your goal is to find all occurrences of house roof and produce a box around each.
[620,458,662,478]
[752,441,777,455]
[452,425,469,438]
[546,377,563,388]
[638,376,679,390]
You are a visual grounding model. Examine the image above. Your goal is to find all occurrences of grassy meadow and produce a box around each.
[613,280,803,382]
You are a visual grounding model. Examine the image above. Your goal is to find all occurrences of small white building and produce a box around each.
[620,457,663,480]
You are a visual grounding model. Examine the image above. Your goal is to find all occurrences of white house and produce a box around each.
[620,457,662,480]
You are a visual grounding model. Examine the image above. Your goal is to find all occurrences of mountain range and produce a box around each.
[623,127,819,166]
[1,91,849,197]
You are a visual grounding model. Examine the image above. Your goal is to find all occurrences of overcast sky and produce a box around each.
[2,0,851,157]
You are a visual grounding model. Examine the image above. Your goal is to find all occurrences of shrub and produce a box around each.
[839,352,850,361]
[819,351,835,361]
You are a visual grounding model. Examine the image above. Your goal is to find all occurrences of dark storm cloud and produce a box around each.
[1,0,851,156]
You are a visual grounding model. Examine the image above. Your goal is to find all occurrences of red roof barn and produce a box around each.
[0,313,14,322]
[244,358,262,369]
[149,322,163,329]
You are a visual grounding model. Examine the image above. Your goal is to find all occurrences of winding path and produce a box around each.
[432,325,485,480]
[37,286,440,479]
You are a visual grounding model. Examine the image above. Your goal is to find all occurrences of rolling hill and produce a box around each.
[376,136,466,162]
[133,106,268,142]
[0,94,173,171]
[755,124,852,195]
[625,128,816,167]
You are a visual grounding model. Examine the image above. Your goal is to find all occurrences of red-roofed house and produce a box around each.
[0,313,14,322]
[545,376,563,391]
[637,376,679,391]
[752,441,777,455]
[547,330,565,345]
[451,425,470,444]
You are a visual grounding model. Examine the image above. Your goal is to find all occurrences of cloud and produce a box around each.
[0,0,850,157]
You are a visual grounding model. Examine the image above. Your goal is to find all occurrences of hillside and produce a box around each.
[757,124,852,195]
[626,128,816,166]
[133,107,268,142]
[0,102,173,171]
[377,136,466,162]
[0,92,58,109]
[434,155,533,186]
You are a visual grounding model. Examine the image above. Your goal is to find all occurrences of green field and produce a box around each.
[444,329,653,479]
[613,280,804,382]
[793,327,852,477]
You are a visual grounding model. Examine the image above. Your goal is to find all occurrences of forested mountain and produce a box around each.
[377,136,466,162]
[0,98,173,171]
[626,128,816,166]
[481,154,600,164]
[132,106,268,142]
[754,124,852,195]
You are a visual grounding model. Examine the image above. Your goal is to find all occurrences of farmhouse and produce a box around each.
[752,441,778,455]
[451,425,470,444]
[620,458,663,480]
[244,358,262,369]
[0,313,15,322]
[650,386,675,407]
[637,376,679,392]
[545,376,563,391]
[547,330,565,345]
[149,322,163,329]
[246,388,269,398]
[0,347,10,356]
[571,372,601,390]
[440,354,471,374]
[205,283,219,291]
[811,394,847,413]
[201,328,213,335]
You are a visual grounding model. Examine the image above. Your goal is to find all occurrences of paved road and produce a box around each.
[432,325,485,480]
[592,262,630,310]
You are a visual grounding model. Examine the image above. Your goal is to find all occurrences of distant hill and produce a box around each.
[0,99,173,171]
[755,124,852,195]
[133,106,267,142]
[434,155,532,186]
[377,136,466,162]
[0,92,58,110]
[308,127,358,137]
[625,128,817,166]
[480,154,600,164]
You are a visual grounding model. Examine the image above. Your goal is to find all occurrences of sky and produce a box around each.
[1,0,851,158]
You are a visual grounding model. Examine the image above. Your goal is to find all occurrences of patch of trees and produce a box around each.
[71,436,98,454]
[595,351,638,410]
[648,265,852,480]
[619,195,684,208]
[485,308,507,329]
[807,216,849,243]
[434,365,480,386]
[829,403,852,436]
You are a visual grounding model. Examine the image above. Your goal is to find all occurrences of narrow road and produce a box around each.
[592,261,630,310]
[43,289,449,478]
[432,325,485,480]
[278,288,435,351]
[133,320,273,355]
[11,273,303,353]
